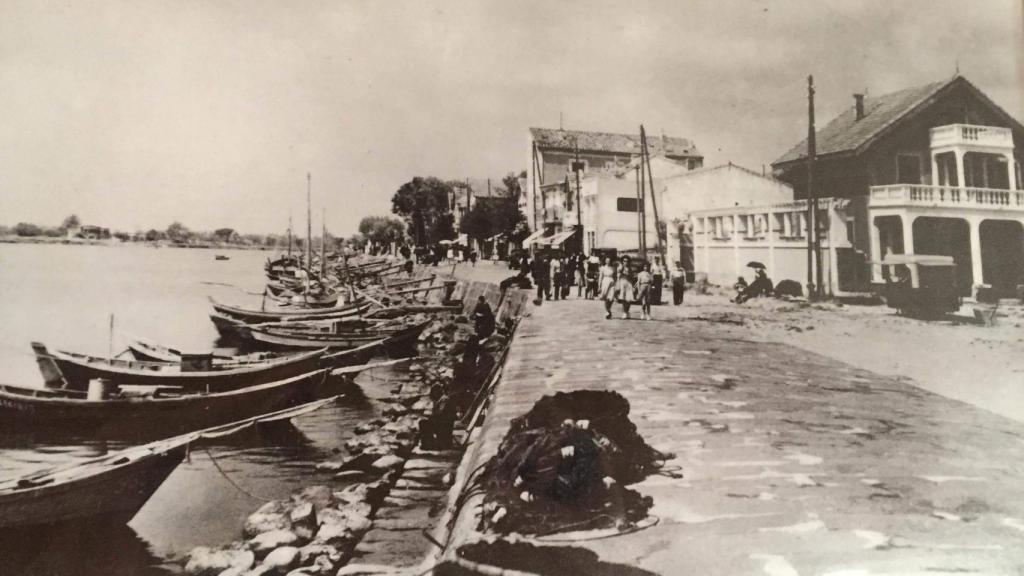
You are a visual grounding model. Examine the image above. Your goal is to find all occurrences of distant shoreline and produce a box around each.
[0,236,276,251]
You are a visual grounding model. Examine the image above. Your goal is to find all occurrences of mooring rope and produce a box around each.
[202,446,273,502]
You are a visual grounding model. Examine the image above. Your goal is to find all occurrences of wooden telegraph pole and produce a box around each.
[639,143,648,260]
[635,165,643,253]
[531,141,540,231]
[573,141,584,254]
[805,76,817,299]
[640,125,665,265]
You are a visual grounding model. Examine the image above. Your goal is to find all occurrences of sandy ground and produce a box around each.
[452,261,1024,424]
[668,290,1024,424]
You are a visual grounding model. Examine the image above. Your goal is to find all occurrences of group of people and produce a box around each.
[505,251,688,321]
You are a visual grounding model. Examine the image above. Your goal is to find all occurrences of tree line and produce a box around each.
[355,171,530,251]
[0,214,305,248]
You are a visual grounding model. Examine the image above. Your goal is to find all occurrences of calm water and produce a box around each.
[0,243,390,574]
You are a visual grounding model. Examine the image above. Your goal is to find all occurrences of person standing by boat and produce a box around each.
[472,295,496,338]
[615,258,636,319]
[598,257,617,319]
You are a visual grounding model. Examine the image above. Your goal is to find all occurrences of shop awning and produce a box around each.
[541,228,577,246]
[521,229,548,247]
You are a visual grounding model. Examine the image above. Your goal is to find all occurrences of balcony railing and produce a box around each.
[930,124,1014,149]
[870,184,1024,210]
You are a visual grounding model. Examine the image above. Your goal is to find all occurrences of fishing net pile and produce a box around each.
[477,390,673,535]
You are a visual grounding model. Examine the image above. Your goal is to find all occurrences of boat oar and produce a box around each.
[200,281,265,297]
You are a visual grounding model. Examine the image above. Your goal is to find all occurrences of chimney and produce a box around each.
[854,93,865,121]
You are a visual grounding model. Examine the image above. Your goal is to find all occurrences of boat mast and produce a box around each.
[287,216,292,259]
[306,173,313,286]
[320,208,327,281]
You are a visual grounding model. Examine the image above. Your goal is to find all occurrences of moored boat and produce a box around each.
[0,397,339,529]
[0,369,330,437]
[31,342,326,392]
[244,319,431,350]
[209,297,373,323]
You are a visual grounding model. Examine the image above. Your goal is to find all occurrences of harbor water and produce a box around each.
[0,243,391,574]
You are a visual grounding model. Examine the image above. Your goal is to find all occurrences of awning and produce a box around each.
[541,228,577,246]
[521,229,548,247]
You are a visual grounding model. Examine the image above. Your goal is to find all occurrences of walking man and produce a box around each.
[532,253,550,301]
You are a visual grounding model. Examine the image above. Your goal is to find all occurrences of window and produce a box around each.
[896,153,923,184]
[616,197,639,212]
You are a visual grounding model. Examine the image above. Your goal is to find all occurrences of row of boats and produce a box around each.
[0,252,461,529]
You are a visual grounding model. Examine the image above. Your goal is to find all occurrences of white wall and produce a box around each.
[661,165,794,266]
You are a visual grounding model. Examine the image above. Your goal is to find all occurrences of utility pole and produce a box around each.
[640,125,665,265]
[573,141,584,254]
[639,143,648,260]
[806,75,817,299]
[635,165,643,253]
[531,141,540,231]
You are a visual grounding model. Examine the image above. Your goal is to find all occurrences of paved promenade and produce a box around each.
[448,294,1024,575]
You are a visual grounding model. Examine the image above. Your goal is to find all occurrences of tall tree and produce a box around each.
[391,177,456,245]
[358,216,406,247]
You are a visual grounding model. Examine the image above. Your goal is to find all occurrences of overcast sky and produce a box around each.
[1,0,1022,236]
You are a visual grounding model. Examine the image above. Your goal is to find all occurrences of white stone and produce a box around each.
[248,529,301,556]
[184,546,254,576]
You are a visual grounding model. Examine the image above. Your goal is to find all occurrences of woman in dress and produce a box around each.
[615,258,636,319]
[598,257,617,319]
[636,261,653,320]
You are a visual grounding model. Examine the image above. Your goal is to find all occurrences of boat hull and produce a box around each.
[32,343,325,393]
[0,444,185,529]
[0,369,328,437]
[210,298,372,324]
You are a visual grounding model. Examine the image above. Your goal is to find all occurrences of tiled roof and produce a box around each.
[530,127,701,158]
[773,77,954,166]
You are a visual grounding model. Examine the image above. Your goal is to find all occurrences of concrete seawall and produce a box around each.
[425,294,1024,575]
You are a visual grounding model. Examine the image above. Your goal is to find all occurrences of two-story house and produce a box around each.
[688,75,1023,297]
[772,74,1024,297]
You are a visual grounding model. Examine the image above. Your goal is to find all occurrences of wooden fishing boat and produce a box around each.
[265,289,339,308]
[127,338,280,364]
[0,369,329,436]
[31,343,326,392]
[214,254,230,261]
[0,397,338,529]
[209,297,372,323]
[245,319,431,350]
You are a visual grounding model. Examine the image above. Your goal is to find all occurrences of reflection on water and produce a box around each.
[0,244,399,574]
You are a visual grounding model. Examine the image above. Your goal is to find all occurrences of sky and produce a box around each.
[1,0,1022,236]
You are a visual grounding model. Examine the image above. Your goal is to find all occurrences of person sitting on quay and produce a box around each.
[734,268,774,304]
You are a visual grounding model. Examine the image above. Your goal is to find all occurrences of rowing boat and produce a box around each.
[127,339,279,364]
[0,397,338,529]
[0,369,329,437]
[32,343,326,392]
[209,297,373,323]
[245,319,431,350]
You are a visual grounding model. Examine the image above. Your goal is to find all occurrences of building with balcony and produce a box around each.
[524,127,702,251]
[766,74,1024,297]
